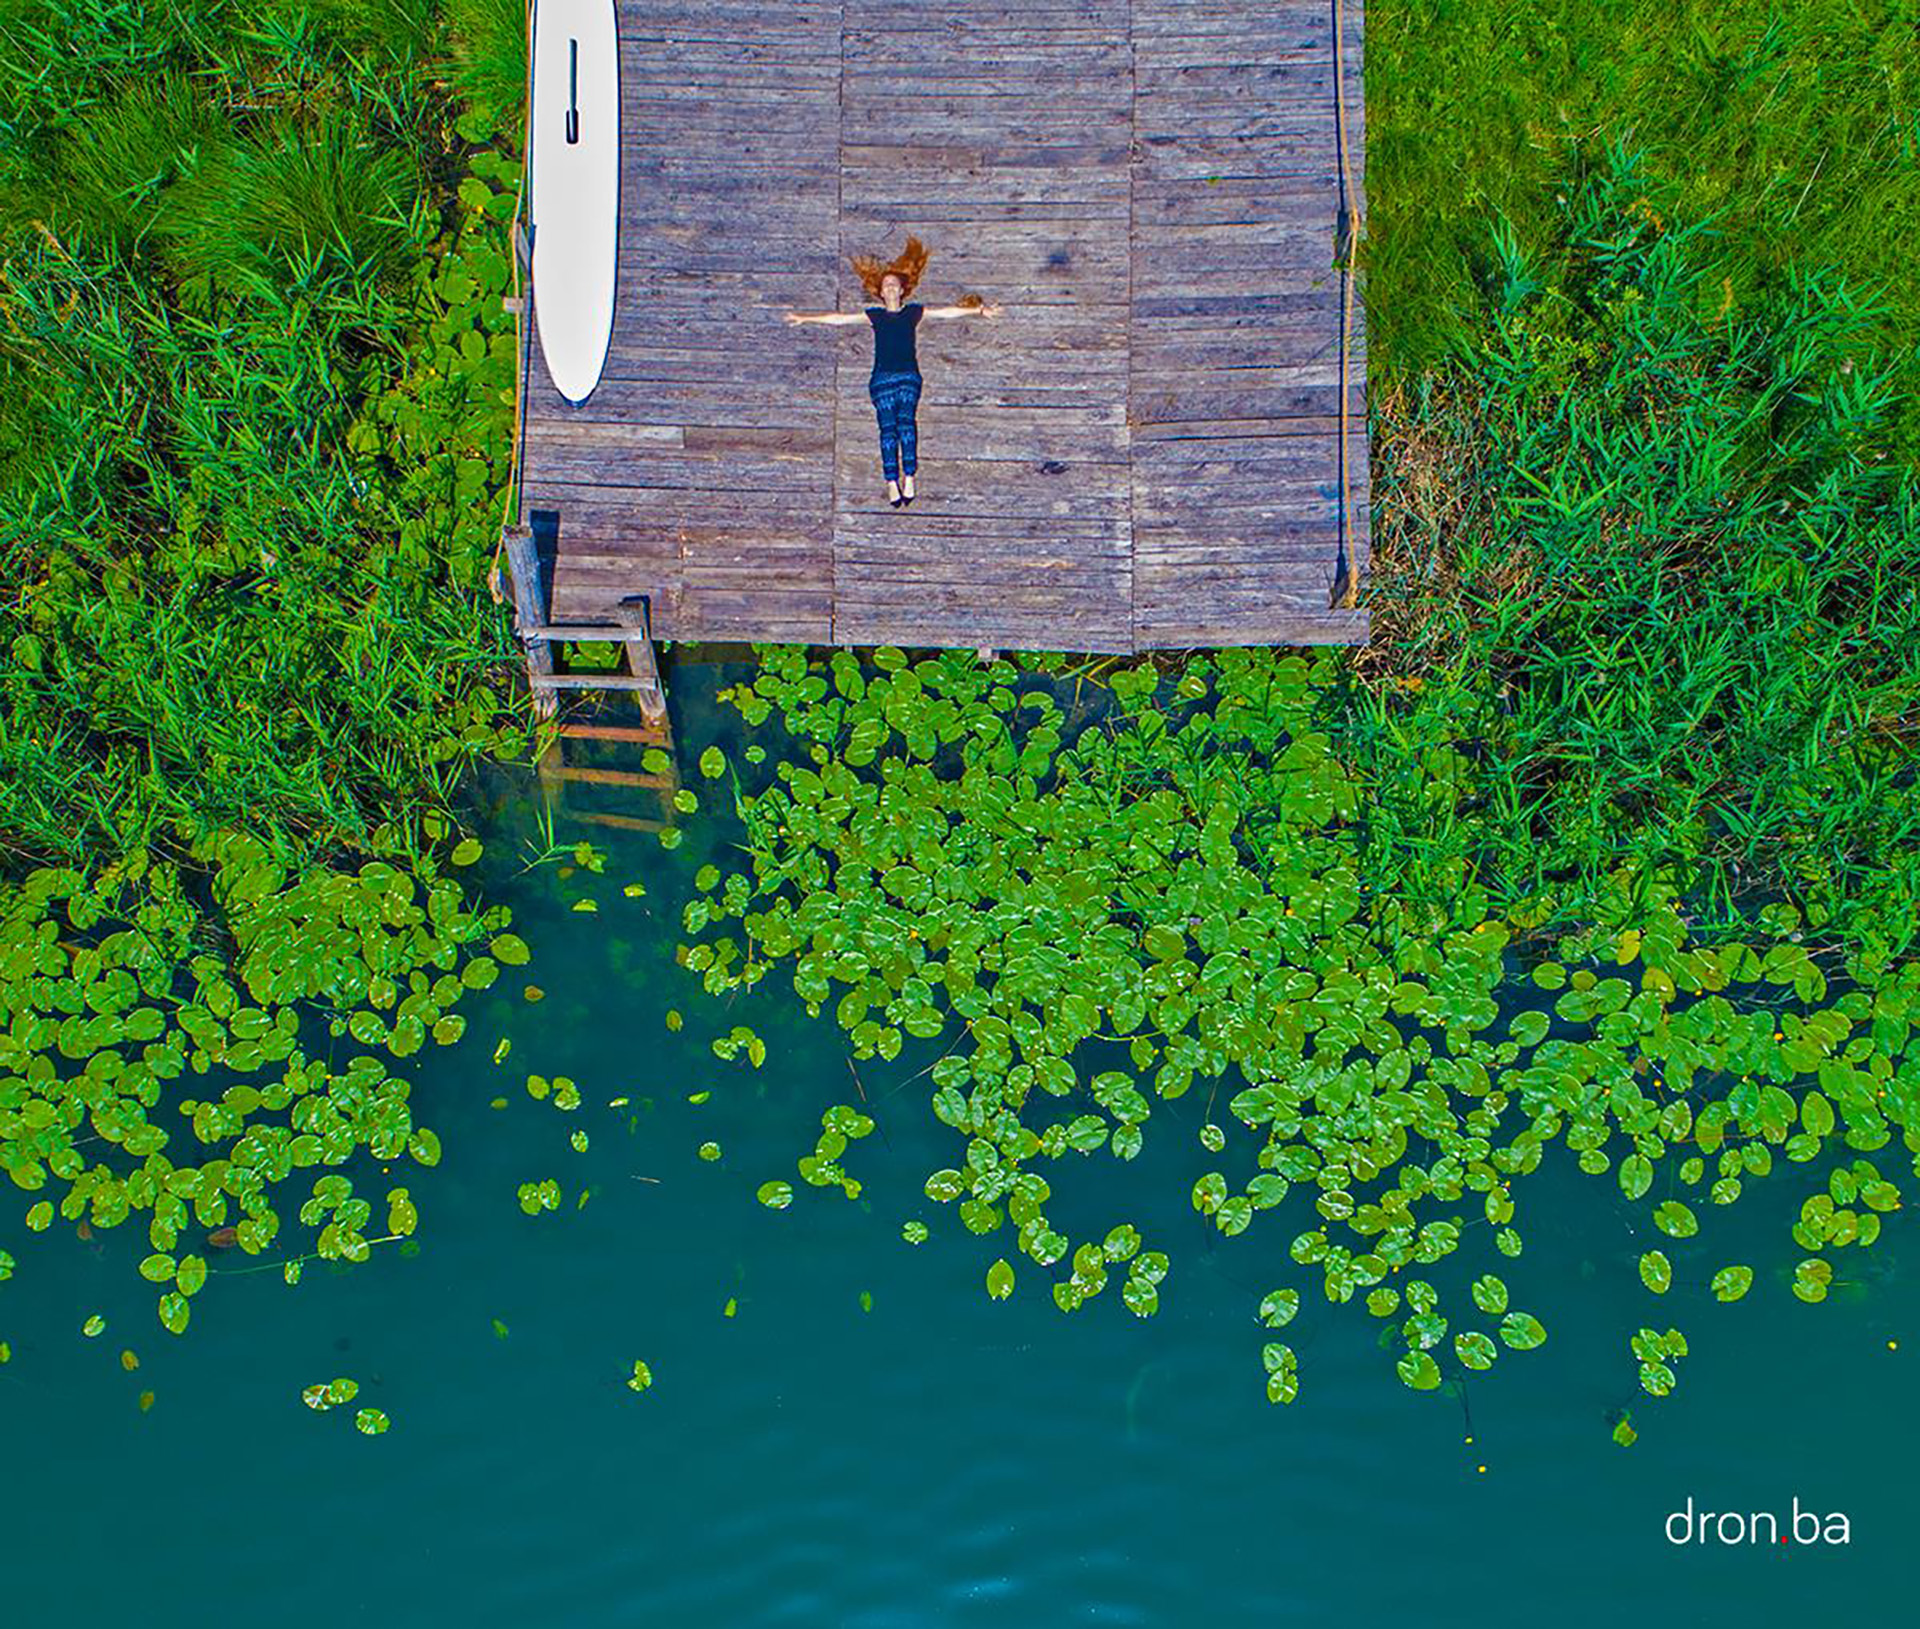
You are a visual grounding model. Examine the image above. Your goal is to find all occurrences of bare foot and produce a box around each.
[902,474,916,501]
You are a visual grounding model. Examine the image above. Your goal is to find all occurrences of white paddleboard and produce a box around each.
[530,0,619,404]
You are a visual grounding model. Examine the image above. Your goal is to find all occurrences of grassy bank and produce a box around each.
[0,1,535,1329]
[1366,0,1920,460]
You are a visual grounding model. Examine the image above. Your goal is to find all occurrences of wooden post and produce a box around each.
[503,525,558,721]
[615,596,668,731]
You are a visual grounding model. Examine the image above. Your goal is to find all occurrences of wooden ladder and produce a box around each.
[501,525,679,831]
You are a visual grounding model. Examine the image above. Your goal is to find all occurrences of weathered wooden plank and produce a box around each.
[1130,361,1349,392]
[837,562,1129,597]
[838,198,1131,228]
[525,381,828,427]
[1131,415,1348,442]
[618,60,841,91]
[834,449,1128,500]
[836,604,1129,634]
[834,525,1129,559]
[525,421,688,450]
[1130,291,1343,319]
[842,68,1131,96]
[1132,192,1343,231]
[1131,438,1348,474]
[832,509,1131,541]
[1131,382,1363,423]
[620,31,840,58]
[842,114,1133,148]
[1132,554,1346,583]
[840,142,1132,169]
[845,0,1126,28]
[1127,244,1342,288]
[527,453,836,494]
[841,159,1130,189]
[1131,137,1352,182]
[1135,590,1352,623]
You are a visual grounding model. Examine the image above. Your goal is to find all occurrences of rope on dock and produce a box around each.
[489,0,536,610]
[1332,0,1361,611]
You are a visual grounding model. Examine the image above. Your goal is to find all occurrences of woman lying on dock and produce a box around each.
[786,236,1001,508]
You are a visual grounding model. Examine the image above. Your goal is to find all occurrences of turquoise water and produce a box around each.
[3,669,1914,1622]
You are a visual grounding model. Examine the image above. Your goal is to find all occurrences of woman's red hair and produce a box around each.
[850,236,930,302]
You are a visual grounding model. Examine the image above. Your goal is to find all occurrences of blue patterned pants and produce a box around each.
[868,370,922,482]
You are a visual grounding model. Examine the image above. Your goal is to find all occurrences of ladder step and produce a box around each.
[530,673,657,691]
[571,812,670,834]
[556,721,674,746]
[523,623,649,641]
[551,766,675,790]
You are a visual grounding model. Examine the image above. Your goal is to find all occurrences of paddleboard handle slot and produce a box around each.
[566,39,580,144]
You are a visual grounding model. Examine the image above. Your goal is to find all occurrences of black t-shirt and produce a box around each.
[866,303,923,375]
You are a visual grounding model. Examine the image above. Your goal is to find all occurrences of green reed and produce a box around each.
[1367,0,1920,459]
[1355,138,1920,953]
[0,2,539,1343]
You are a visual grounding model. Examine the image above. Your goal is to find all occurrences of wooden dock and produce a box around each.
[513,0,1370,657]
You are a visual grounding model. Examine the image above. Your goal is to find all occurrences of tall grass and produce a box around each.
[441,0,525,137]
[1351,140,1920,952]
[0,0,522,872]
[1367,0,1920,459]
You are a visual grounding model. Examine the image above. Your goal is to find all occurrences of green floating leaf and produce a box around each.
[450,838,483,866]
[1499,1311,1547,1350]
[1792,1258,1833,1304]
[1711,1265,1753,1303]
[1397,1349,1442,1390]
[627,1360,653,1393]
[1639,1250,1672,1294]
[1654,1199,1699,1239]
[1454,1330,1497,1370]
[1618,1154,1653,1202]
[1260,1288,1300,1328]
[1470,1274,1508,1315]
[355,1408,391,1435]
[986,1259,1015,1300]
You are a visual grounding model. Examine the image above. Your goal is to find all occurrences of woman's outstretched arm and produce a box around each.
[784,311,865,325]
[925,303,1002,320]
